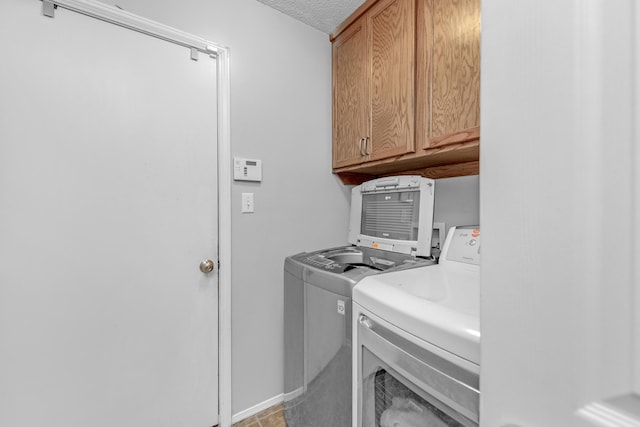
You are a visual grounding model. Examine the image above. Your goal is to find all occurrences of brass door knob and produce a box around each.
[199,259,215,274]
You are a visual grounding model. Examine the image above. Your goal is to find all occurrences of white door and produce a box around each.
[481,0,639,426]
[0,1,219,426]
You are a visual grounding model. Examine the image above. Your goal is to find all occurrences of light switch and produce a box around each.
[241,193,254,213]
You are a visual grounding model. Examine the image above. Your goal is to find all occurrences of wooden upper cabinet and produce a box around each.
[331,0,481,183]
[333,17,369,169]
[332,0,415,169]
[368,0,415,161]
[417,0,481,149]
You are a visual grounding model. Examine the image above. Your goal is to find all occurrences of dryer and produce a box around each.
[352,226,481,427]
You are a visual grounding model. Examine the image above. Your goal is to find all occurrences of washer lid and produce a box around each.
[353,262,480,365]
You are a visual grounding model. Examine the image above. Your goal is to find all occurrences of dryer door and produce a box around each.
[356,311,479,427]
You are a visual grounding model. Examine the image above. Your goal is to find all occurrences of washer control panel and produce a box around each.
[445,227,481,265]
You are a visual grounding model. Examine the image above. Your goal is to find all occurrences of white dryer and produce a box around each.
[352,226,481,427]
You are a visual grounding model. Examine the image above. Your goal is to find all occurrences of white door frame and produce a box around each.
[37,1,233,426]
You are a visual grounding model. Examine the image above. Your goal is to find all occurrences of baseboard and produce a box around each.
[283,386,304,402]
[231,393,284,424]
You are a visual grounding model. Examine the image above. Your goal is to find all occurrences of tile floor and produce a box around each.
[231,403,287,427]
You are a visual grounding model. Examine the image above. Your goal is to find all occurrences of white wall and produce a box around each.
[96,0,350,415]
[481,0,639,425]
[434,175,480,232]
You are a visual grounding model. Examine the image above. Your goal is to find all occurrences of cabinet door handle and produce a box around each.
[363,136,370,155]
[359,137,365,156]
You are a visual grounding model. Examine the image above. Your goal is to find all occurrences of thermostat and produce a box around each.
[233,157,262,182]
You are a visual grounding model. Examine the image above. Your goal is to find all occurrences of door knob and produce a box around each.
[199,259,215,274]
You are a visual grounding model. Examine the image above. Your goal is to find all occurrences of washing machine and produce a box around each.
[352,226,481,427]
[283,176,438,427]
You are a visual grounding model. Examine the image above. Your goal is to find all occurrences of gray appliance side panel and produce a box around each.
[284,269,304,397]
[284,255,306,278]
[305,283,352,384]
[285,283,352,427]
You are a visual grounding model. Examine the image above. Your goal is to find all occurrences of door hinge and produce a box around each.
[42,0,57,18]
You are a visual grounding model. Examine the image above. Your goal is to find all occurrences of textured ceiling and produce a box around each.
[256,0,366,34]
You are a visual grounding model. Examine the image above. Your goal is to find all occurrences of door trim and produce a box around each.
[42,0,220,58]
[217,45,233,427]
[38,1,233,426]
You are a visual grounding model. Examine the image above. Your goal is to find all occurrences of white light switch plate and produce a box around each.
[241,193,254,213]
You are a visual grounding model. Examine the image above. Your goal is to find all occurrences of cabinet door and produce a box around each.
[368,0,416,161]
[333,17,369,169]
[419,0,480,149]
